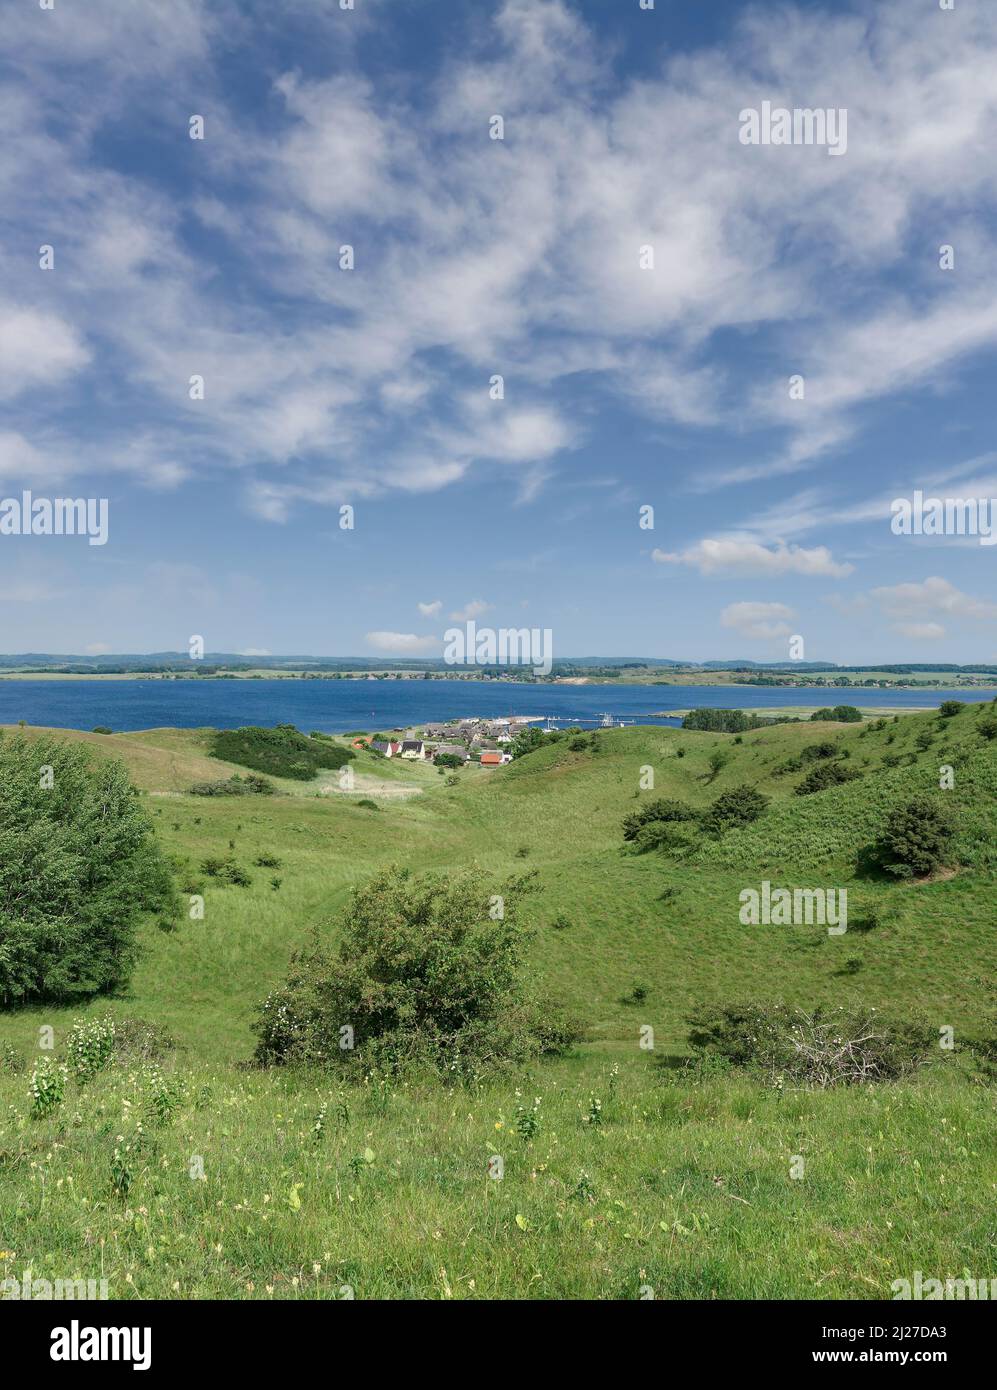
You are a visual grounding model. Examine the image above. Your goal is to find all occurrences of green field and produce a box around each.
[1,707,995,1300]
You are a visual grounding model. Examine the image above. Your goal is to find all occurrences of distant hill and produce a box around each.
[2,652,997,676]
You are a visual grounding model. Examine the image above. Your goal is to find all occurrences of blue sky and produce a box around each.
[2,0,997,662]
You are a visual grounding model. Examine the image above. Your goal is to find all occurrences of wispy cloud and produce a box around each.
[654,539,852,578]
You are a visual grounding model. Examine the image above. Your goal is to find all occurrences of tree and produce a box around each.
[877,797,954,879]
[702,784,769,835]
[0,734,174,1005]
[510,726,550,759]
[254,866,578,1075]
[809,705,862,722]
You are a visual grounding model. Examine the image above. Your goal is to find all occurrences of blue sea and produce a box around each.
[0,678,994,734]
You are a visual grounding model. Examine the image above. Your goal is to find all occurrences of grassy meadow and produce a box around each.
[1,705,995,1300]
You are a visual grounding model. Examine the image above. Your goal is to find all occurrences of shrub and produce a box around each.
[0,734,174,1005]
[91,726,113,735]
[631,820,694,854]
[113,1017,177,1062]
[810,705,862,722]
[254,853,282,868]
[188,774,277,796]
[0,1040,25,1074]
[800,740,839,762]
[209,724,354,781]
[254,866,575,1076]
[199,856,252,887]
[433,753,464,768]
[706,750,729,781]
[686,1002,935,1087]
[622,798,697,841]
[701,785,768,836]
[795,761,859,796]
[356,799,380,810]
[938,700,965,718]
[978,717,997,741]
[876,796,955,879]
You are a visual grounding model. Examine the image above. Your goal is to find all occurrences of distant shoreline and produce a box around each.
[2,669,997,694]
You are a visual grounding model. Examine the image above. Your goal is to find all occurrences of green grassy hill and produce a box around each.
[1,707,994,1299]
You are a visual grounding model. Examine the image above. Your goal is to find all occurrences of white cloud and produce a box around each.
[449,599,491,622]
[417,600,442,617]
[871,576,997,623]
[720,601,796,642]
[653,539,853,578]
[0,305,89,401]
[365,631,439,654]
[6,0,997,512]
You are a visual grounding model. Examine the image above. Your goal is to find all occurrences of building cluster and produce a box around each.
[361,715,538,766]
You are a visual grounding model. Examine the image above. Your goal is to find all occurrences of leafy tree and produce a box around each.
[254,866,578,1075]
[809,705,862,722]
[509,726,549,759]
[433,753,464,769]
[938,701,965,718]
[0,734,174,1005]
[978,717,997,741]
[877,796,954,879]
[702,784,768,835]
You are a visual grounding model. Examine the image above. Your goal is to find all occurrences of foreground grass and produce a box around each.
[1,1055,993,1300]
[2,705,996,1299]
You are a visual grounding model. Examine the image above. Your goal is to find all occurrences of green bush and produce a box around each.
[800,740,839,762]
[977,717,997,741]
[0,734,174,1005]
[113,1017,177,1062]
[938,701,965,718]
[686,1002,935,1086]
[209,724,354,781]
[254,866,577,1076]
[631,820,695,854]
[433,753,465,769]
[795,761,859,796]
[622,798,698,842]
[876,796,955,879]
[188,774,277,796]
[702,784,768,835]
[200,856,252,887]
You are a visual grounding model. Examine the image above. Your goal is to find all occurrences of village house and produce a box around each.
[370,739,401,758]
[399,739,425,759]
[479,750,511,767]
